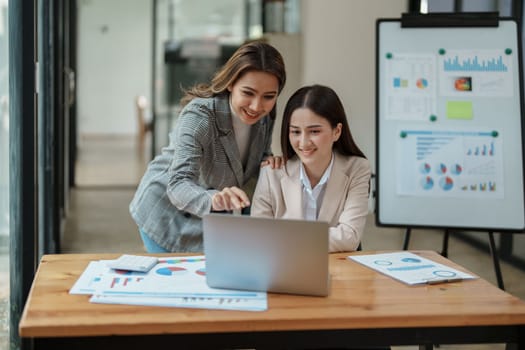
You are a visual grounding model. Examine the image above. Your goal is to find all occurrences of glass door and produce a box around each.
[152,0,263,154]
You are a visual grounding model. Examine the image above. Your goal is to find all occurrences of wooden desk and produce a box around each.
[19,251,525,349]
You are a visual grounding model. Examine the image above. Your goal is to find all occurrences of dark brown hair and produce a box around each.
[280,84,366,164]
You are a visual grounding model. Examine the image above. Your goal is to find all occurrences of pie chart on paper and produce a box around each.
[451,163,463,175]
[155,266,188,276]
[419,162,431,174]
[416,78,428,89]
[439,176,454,191]
[436,163,447,175]
[421,176,434,190]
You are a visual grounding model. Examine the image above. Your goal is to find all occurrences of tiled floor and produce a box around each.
[59,135,525,350]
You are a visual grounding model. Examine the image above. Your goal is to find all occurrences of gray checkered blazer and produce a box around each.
[130,93,275,252]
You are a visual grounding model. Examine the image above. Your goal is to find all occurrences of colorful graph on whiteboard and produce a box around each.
[439,50,513,97]
[397,129,503,198]
[385,53,437,121]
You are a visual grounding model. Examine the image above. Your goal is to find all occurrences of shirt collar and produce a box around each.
[299,153,334,191]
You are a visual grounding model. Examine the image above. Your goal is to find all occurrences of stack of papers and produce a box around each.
[70,255,267,311]
[348,251,477,285]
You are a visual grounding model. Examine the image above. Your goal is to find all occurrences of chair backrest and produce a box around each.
[135,95,149,132]
[135,95,151,156]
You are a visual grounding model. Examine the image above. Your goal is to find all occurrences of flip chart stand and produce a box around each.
[377,12,522,292]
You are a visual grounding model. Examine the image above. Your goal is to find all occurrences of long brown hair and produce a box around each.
[180,40,286,115]
[280,84,366,164]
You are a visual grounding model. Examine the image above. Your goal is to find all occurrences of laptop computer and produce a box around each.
[203,214,330,296]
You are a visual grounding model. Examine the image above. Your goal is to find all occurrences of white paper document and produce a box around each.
[70,255,267,311]
[89,294,267,311]
[348,251,477,285]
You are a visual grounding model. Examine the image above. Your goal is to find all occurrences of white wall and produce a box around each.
[301,0,406,173]
[77,0,151,135]
[265,33,302,155]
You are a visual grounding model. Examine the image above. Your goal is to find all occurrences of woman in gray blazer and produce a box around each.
[251,85,371,252]
[130,41,286,252]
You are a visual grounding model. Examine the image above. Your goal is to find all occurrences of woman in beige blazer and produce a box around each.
[251,85,371,252]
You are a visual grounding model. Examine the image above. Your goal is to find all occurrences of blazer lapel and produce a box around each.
[281,159,303,219]
[243,120,265,181]
[318,154,349,222]
[216,96,244,186]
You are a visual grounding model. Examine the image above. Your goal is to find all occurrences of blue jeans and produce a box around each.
[139,229,170,253]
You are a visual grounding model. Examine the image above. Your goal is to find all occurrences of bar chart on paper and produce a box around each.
[69,256,268,311]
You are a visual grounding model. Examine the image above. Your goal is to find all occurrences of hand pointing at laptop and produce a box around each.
[211,186,251,212]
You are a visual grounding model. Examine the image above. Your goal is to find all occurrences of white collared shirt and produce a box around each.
[300,154,334,220]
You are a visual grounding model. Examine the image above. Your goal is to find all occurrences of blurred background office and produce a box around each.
[3,1,525,349]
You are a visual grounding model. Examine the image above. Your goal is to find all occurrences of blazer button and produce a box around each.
[183,212,191,218]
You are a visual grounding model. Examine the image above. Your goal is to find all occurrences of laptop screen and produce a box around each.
[203,214,330,296]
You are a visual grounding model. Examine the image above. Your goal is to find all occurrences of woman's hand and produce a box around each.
[261,155,283,169]
[212,186,250,211]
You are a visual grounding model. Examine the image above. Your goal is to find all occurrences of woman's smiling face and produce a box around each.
[228,70,279,125]
[289,107,341,168]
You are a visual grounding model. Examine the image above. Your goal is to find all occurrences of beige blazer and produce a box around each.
[251,152,371,252]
